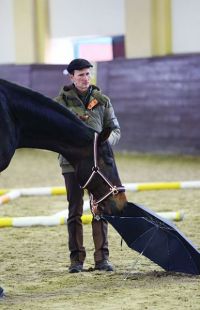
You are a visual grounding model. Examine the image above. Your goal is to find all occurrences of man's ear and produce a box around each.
[98,127,112,144]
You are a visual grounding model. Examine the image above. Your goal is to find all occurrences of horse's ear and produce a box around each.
[98,127,112,144]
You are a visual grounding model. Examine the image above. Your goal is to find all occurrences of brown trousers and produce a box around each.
[63,172,109,263]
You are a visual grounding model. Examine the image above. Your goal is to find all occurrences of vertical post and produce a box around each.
[13,0,50,63]
[124,0,172,58]
[151,0,172,55]
[35,0,50,63]
[13,0,36,63]
[124,0,152,58]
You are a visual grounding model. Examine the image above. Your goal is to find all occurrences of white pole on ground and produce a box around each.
[1,181,200,197]
[0,190,21,205]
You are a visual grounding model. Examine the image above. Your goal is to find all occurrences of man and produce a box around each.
[54,58,120,273]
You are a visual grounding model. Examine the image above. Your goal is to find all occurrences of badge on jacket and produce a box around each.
[87,99,98,110]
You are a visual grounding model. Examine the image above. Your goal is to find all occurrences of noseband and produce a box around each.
[81,132,125,214]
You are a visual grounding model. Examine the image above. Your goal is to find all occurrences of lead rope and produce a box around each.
[81,132,125,214]
[81,132,99,189]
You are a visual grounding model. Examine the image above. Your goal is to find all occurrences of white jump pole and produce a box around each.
[1,181,200,197]
[0,204,184,228]
[123,180,200,191]
[0,211,184,228]
[0,187,66,196]
[0,190,21,205]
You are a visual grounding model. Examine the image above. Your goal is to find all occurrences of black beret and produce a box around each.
[67,58,93,74]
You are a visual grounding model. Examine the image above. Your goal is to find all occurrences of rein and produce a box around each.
[81,132,125,213]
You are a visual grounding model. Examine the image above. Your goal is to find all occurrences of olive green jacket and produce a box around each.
[54,84,120,173]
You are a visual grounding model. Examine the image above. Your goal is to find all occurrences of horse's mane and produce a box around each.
[0,78,83,124]
[0,78,53,104]
[0,78,48,100]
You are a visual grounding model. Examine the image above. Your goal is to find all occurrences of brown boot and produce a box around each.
[69,261,83,273]
[95,260,114,271]
[0,287,4,298]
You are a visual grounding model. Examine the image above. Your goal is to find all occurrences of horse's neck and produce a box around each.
[9,85,95,157]
[21,134,92,166]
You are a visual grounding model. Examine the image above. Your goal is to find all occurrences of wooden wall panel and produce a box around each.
[0,65,31,86]
[97,54,200,154]
[0,64,69,98]
[1,55,200,155]
[30,65,70,98]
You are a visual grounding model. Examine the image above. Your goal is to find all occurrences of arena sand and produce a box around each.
[0,149,200,309]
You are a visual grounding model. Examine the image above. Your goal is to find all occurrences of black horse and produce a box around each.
[0,78,127,214]
[0,79,129,297]
[1,78,200,287]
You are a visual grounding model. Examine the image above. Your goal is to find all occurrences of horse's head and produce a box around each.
[74,130,127,215]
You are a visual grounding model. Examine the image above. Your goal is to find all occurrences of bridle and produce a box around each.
[81,132,125,215]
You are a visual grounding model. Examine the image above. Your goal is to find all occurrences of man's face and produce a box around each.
[70,68,91,92]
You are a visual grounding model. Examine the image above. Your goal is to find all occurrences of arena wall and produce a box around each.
[1,54,200,155]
